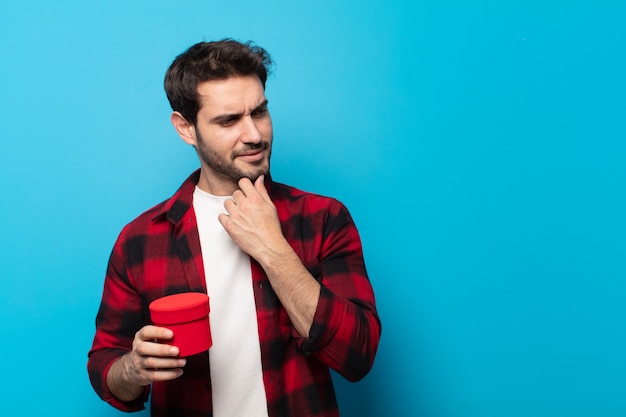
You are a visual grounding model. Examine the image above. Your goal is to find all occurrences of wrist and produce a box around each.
[258,239,297,273]
[107,354,145,402]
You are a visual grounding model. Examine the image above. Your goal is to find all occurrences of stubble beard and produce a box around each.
[195,130,272,184]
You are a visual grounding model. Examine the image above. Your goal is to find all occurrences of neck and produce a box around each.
[196,169,238,196]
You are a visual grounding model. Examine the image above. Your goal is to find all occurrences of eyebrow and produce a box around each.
[210,99,269,125]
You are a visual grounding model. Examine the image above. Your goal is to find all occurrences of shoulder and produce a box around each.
[123,200,168,230]
[269,180,347,214]
[116,170,199,241]
[268,180,357,237]
[110,199,170,253]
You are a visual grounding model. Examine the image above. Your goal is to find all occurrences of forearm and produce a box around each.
[258,240,321,338]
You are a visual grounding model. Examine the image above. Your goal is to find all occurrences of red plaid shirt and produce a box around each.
[88,170,381,417]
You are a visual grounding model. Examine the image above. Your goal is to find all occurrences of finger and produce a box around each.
[238,177,256,196]
[254,174,265,190]
[254,175,272,204]
[223,198,236,214]
[138,325,174,341]
[147,368,185,382]
[142,355,187,370]
[217,212,229,227]
[232,189,244,204]
[137,339,181,358]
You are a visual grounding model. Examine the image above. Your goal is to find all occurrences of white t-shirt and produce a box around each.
[193,187,269,417]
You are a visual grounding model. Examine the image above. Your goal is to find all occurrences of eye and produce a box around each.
[217,117,238,127]
[252,107,268,118]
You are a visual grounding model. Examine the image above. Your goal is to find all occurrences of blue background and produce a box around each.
[1,1,625,416]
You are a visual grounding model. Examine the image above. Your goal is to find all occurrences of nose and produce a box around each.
[241,115,262,144]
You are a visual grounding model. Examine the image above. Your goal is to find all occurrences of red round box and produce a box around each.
[149,292,212,357]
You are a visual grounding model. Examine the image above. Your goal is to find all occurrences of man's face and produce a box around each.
[193,75,273,194]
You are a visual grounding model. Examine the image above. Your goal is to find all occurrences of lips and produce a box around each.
[234,143,269,163]
[235,149,265,162]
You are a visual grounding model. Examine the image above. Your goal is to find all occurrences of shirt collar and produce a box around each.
[152,169,276,224]
[152,169,201,224]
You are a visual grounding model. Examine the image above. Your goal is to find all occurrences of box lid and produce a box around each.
[149,292,209,324]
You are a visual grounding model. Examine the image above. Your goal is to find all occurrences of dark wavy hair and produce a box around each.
[164,39,273,125]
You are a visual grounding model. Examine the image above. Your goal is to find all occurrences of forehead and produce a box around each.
[196,75,266,114]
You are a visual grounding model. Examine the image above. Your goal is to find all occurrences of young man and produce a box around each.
[88,39,381,417]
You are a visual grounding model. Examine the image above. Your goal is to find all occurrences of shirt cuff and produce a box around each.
[299,284,347,356]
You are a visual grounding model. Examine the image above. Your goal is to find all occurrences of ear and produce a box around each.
[170,111,197,147]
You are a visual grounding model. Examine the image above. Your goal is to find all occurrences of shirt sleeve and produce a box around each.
[299,202,382,382]
[87,228,150,412]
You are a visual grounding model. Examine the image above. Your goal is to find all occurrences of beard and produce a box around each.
[195,129,272,184]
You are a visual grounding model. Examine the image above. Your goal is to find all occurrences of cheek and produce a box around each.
[210,130,240,150]
[261,119,273,138]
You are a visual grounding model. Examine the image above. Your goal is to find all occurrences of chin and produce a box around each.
[238,161,269,181]
[243,169,269,183]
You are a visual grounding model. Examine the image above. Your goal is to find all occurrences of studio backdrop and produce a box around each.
[1,1,624,416]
